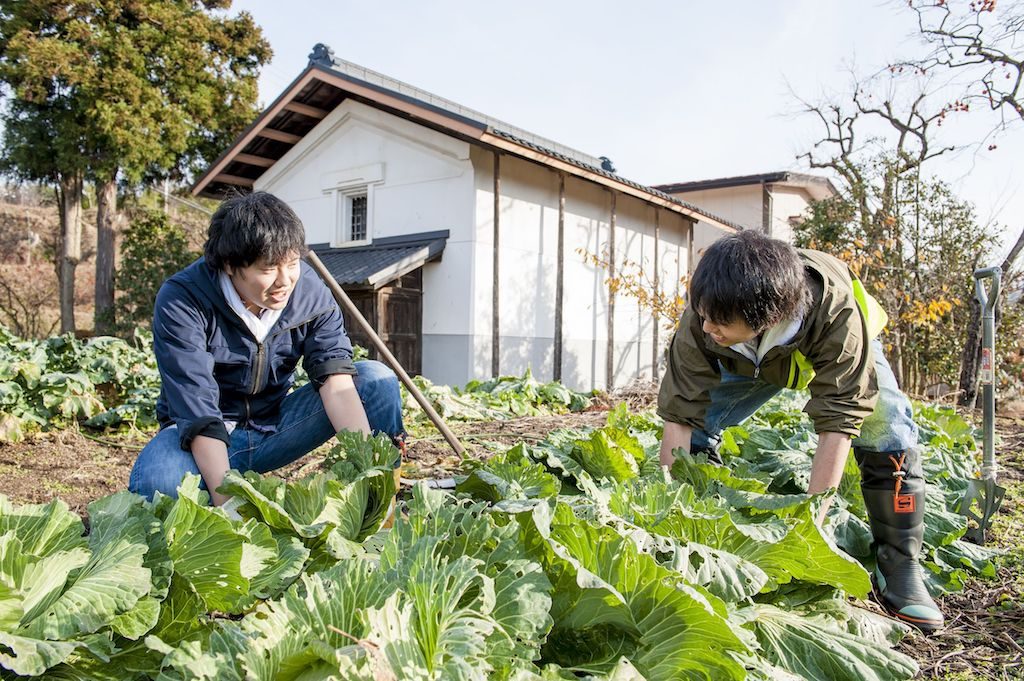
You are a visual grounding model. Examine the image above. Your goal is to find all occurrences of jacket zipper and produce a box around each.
[249,341,266,395]
[245,311,323,398]
[711,344,791,381]
[237,306,339,430]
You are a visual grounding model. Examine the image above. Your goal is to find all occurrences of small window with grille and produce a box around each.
[349,194,367,241]
[336,189,371,246]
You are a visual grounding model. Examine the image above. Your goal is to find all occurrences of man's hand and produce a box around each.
[808,431,852,524]
[659,421,692,469]
[192,434,231,507]
[319,373,371,436]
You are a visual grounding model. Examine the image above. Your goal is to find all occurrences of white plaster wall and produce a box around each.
[560,178,613,391]
[257,100,474,245]
[252,101,722,390]
[470,150,562,382]
[497,157,559,379]
[470,147,497,381]
[669,185,763,231]
[610,194,656,386]
[470,157,713,391]
[692,220,732,262]
[253,100,478,386]
[768,186,813,243]
[654,212,692,378]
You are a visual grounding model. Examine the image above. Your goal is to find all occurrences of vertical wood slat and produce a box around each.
[554,173,565,381]
[606,192,616,389]
[652,210,660,381]
[416,269,424,375]
[492,152,501,377]
[687,218,695,277]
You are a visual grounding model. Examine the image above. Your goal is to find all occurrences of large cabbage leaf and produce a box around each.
[522,502,747,681]
[740,603,918,681]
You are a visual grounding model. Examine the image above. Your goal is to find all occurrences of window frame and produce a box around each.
[332,184,373,248]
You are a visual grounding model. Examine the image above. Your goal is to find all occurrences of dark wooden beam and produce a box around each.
[234,153,276,168]
[492,151,501,377]
[257,128,302,144]
[212,173,254,188]
[554,172,565,381]
[652,209,660,381]
[606,191,616,390]
[284,101,329,119]
[762,182,772,235]
[687,218,695,276]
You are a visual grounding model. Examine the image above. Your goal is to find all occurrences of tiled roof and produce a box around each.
[190,44,741,233]
[319,54,602,169]
[488,129,747,231]
[311,230,448,288]
[654,171,837,196]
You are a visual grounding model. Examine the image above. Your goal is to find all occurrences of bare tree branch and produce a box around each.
[902,0,1024,132]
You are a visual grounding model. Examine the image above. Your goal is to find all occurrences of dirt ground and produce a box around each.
[0,399,1022,679]
[0,411,613,516]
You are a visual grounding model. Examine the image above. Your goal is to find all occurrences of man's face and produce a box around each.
[226,252,301,313]
[701,315,758,347]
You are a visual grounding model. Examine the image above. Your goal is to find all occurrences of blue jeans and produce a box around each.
[690,340,918,454]
[129,360,405,501]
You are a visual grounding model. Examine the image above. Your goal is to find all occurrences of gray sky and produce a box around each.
[233,0,1023,252]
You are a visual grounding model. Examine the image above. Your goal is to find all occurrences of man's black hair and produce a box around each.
[204,192,307,270]
[689,229,810,332]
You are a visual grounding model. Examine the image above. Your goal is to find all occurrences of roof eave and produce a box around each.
[480,131,738,233]
[191,60,739,233]
[192,64,322,198]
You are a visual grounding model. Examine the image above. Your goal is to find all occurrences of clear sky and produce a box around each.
[232,0,1023,254]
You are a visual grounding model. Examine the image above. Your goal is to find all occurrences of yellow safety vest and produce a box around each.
[787,278,887,390]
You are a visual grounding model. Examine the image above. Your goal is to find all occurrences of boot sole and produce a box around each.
[871,576,943,635]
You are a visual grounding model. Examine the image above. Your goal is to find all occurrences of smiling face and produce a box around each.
[225,252,301,313]
[701,315,759,347]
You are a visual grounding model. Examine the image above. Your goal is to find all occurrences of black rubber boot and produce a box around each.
[855,447,944,634]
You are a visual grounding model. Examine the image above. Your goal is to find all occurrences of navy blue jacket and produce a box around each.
[153,257,356,450]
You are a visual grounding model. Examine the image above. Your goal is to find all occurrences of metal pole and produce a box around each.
[975,266,1001,481]
[305,250,466,456]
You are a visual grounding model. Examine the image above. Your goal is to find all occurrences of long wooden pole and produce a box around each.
[305,251,466,456]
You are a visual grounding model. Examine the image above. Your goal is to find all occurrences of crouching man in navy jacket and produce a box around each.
[129,191,405,505]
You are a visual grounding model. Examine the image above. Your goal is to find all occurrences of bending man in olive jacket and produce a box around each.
[658,229,943,633]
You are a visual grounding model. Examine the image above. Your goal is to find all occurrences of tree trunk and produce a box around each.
[957,226,1024,407]
[58,173,83,335]
[889,331,905,388]
[957,297,982,408]
[94,177,118,335]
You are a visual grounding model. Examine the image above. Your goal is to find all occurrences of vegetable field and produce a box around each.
[0,331,1021,679]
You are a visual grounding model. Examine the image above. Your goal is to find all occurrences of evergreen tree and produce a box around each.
[0,1,271,334]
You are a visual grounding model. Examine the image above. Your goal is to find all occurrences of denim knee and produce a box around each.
[354,360,400,403]
[128,428,202,502]
[853,340,919,453]
[353,360,405,439]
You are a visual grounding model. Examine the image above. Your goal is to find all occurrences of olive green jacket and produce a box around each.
[657,249,880,437]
